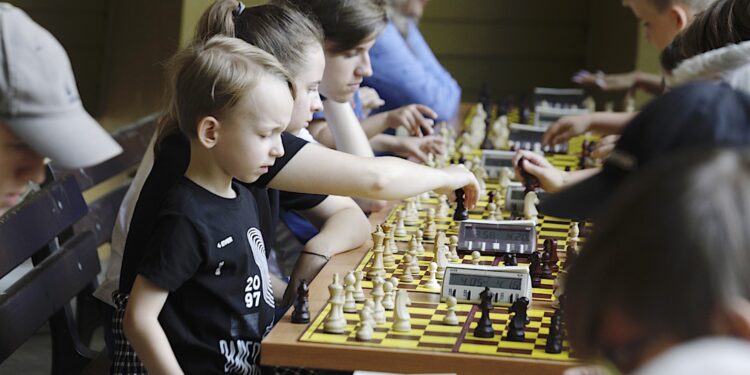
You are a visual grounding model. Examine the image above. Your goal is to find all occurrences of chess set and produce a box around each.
[293,100,596,364]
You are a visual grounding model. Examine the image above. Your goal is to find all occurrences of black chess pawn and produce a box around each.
[291,279,310,324]
[549,240,560,272]
[530,252,542,288]
[474,287,495,338]
[503,253,518,266]
[541,249,553,279]
[453,188,469,221]
[545,317,563,354]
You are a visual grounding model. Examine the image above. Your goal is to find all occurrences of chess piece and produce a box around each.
[549,239,559,272]
[343,271,357,313]
[545,310,564,354]
[382,280,395,310]
[503,253,517,266]
[372,277,386,324]
[425,262,441,289]
[435,241,448,279]
[518,157,541,194]
[395,209,407,237]
[353,270,366,302]
[530,252,542,288]
[506,297,529,342]
[474,287,495,338]
[415,229,425,254]
[564,239,579,270]
[523,191,539,223]
[494,201,504,220]
[449,235,460,262]
[356,305,374,341]
[471,251,481,265]
[486,202,498,221]
[324,274,347,333]
[552,270,567,309]
[392,289,412,332]
[423,208,437,241]
[499,167,512,191]
[569,221,580,240]
[408,246,421,275]
[453,188,469,221]
[437,194,450,218]
[291,279,310,324]
[541,248,553,279]
[368,234,386,280]
[390,276,400,290]
[400,254,414,282]
[442,296,459,326]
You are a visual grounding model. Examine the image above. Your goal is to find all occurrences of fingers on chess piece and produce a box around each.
[291,279,310,324]
[442,296,459,326]
[517,157,541,194]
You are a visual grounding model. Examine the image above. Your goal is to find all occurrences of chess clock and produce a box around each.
[456,219,537,254]
[504,183,549,214]
[480,149,515,178]
[509,123,569,154]
[442,264,533,306]
[533,106,589,129]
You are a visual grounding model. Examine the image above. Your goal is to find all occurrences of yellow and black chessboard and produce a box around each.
[299,298,577,362]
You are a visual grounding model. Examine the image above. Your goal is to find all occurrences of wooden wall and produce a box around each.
[422,0,638,105]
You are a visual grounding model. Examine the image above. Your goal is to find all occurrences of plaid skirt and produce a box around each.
[110,291,148,374]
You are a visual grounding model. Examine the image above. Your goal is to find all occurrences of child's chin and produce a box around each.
[235,174,260,184]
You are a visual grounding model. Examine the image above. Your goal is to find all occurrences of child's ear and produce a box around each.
[718,298,750,339]
[196,116,220,149]
[670,5,690,31]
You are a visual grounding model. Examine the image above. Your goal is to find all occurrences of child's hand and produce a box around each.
[435,164,479,209]
[512,150,566,192]
[385,104,437,136]
[591,135,619,159]
[572,70,637,91]
[543,114,593,146]
[358,87,385,116]
[390,135,444,163]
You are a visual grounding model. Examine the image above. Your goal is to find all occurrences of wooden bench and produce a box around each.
[0,113,157,374]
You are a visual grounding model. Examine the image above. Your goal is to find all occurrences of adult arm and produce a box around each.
[314,100,374,156]
[512,150,600,192]
[543,112,637,146]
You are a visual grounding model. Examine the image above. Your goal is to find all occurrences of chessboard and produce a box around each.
[299,299,577,362]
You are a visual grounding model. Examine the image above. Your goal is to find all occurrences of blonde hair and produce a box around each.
[156,36,295,151]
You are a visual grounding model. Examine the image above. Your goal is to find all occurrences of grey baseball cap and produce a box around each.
[0,4,121,168]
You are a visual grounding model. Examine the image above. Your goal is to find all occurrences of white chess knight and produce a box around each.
[524,191,540,222]
[392,289,413,332]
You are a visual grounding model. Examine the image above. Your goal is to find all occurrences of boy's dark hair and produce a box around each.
[280,0,387,53]
[565,147,750,358]
[661,0,750,71]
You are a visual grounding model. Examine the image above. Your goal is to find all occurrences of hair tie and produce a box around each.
[233,1,246,17]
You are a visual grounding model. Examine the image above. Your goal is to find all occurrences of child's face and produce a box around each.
[287,45,325,135]
[214,75,292,184]
[320,35,377,103]
[0,122,45,216]
[626,0,686,50]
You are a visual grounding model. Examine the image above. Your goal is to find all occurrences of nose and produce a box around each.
[270,134,285,158]
[310,92,323,113]
[355,52,373,78]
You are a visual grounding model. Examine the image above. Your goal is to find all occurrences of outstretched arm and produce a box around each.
[309,100,373,156]
[267,143,479,208]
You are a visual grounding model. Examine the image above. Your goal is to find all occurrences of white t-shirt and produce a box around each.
[632,338,750,375]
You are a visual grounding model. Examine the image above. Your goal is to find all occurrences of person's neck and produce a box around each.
[184,142,236,199]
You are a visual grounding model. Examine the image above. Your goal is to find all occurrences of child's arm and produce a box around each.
[267,144,480,208]
[543,112,637,147]
[513,150,600,192]
[123,275,184,375]
[314,100,374,157]
[368,134,444,163]
[282,195,370,307]
[360,104,437,138]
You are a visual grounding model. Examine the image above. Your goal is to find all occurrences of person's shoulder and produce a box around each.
[633,338,750,375]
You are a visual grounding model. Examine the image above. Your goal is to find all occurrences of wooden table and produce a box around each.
[262,205,577,374]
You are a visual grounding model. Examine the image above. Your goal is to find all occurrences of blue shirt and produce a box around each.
[364,20,461,122]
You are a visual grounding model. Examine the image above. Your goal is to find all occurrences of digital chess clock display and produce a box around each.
[457,219,537,254]
[481,150,515,178]
[442,264,532,305]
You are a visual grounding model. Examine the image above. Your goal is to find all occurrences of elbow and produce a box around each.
[364,157,397,198]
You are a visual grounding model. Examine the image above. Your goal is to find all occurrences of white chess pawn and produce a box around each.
[353,270,365,302]
[395,209,407,237]
[392,289,412,332]
[423,209,437,241]
[486,202,498,221]
[435,243,447,279]
[372,278,386,324]
[390,277,400,290]
[524,191,540,223]
[343,271,357,313]
[442,296,459,326]
[425,262,441,289]
[570,221,580,241]
[382,280,395,310]
[449,235,460,262]
[415,230,426,254]
[471,251,481,265]
[400,254,414,282]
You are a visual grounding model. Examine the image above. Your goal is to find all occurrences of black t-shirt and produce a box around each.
[119,132,326,295]
[138,177,274,374]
